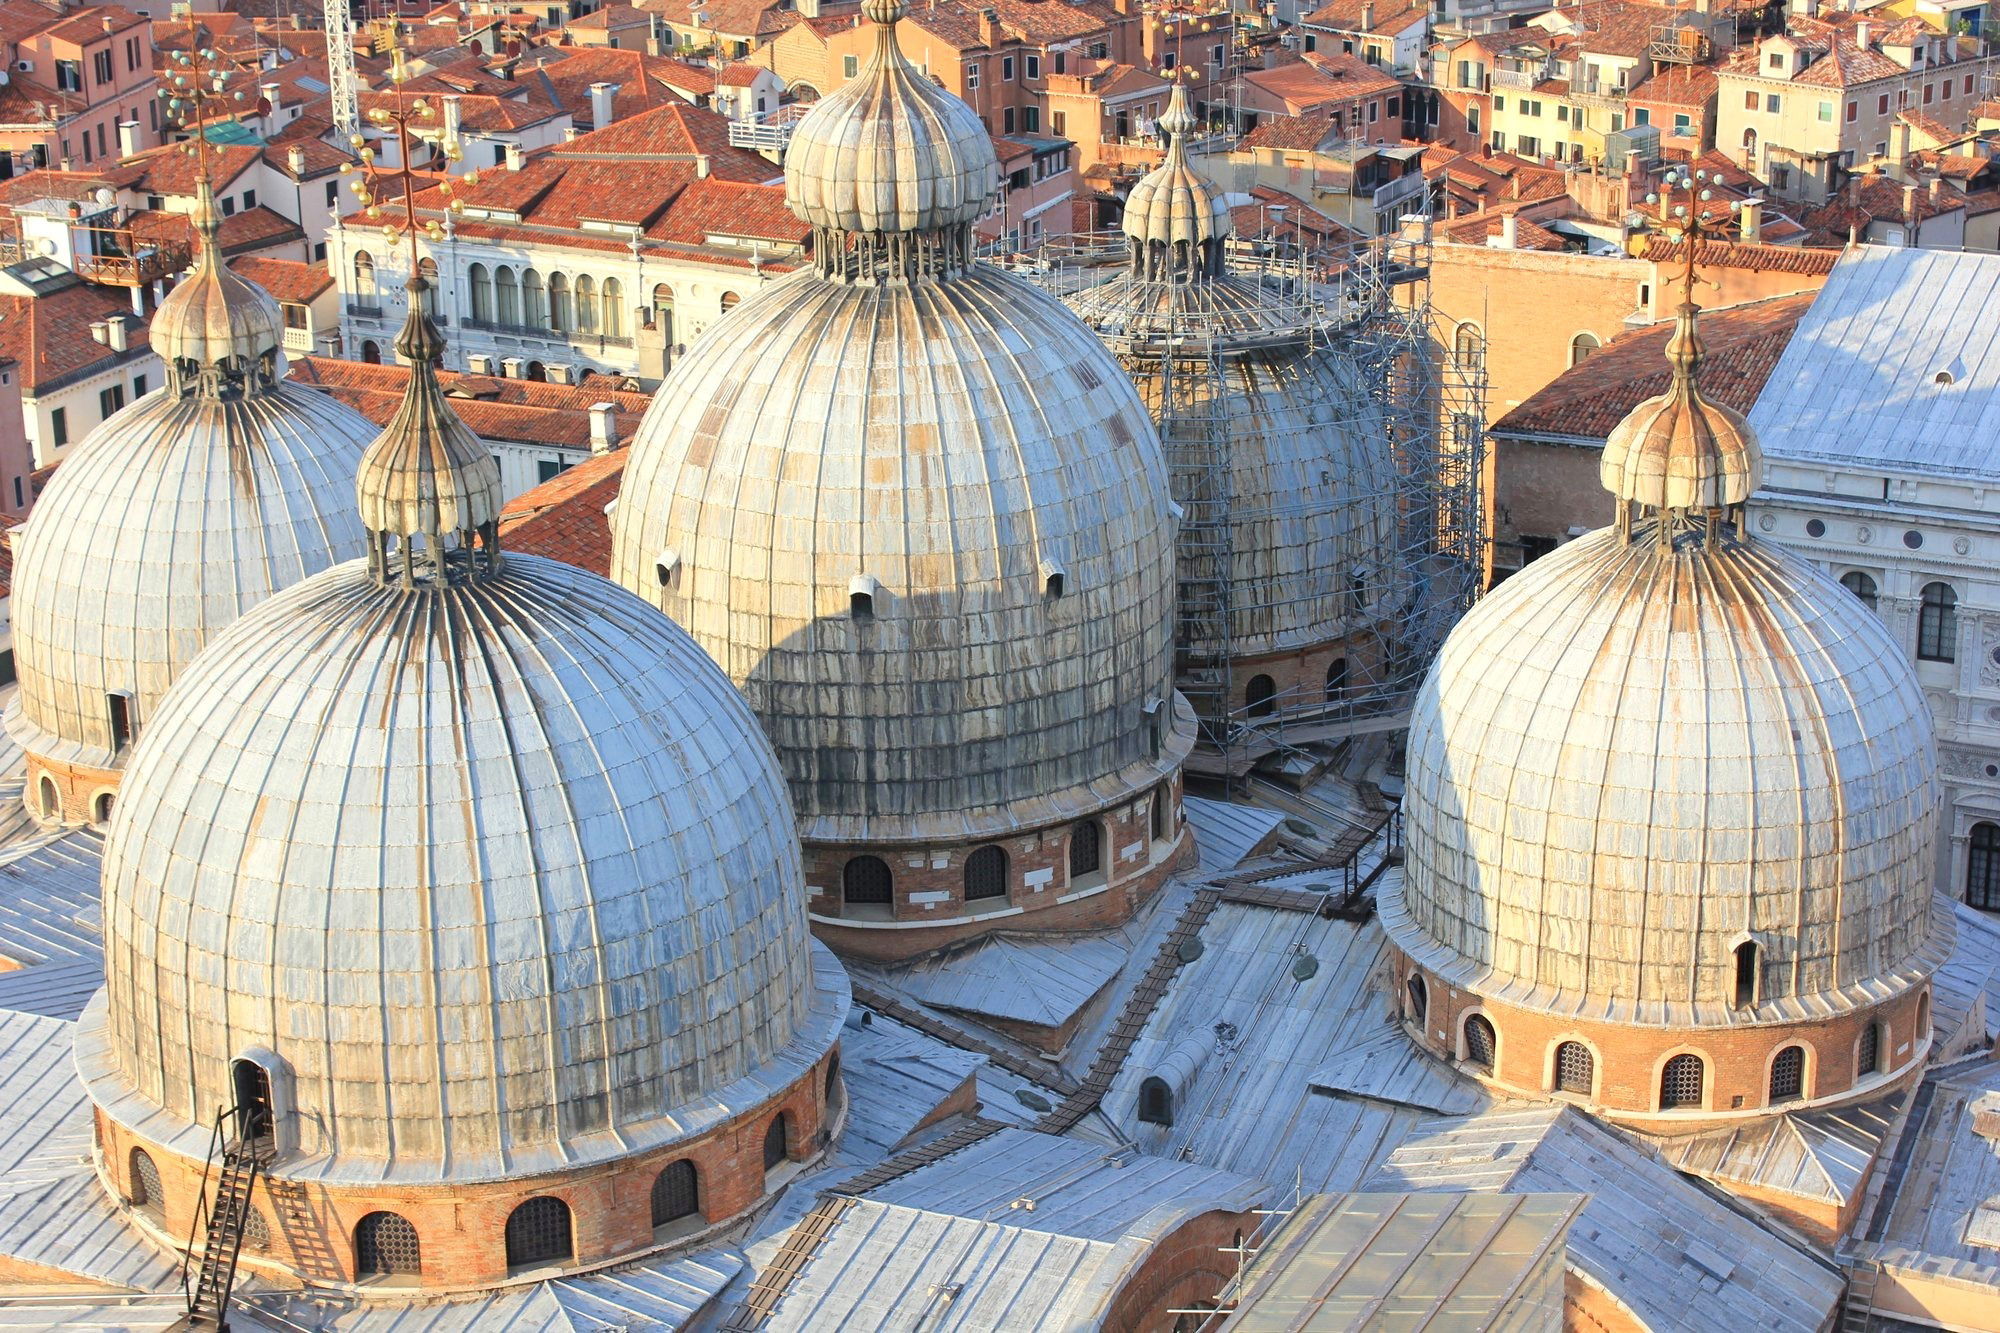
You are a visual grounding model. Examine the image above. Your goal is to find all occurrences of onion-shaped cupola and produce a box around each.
[609,0,1193,962]
[4,178,375,825]
[1387,185,1946,1122]
[79,256,847,1289]
[1121,81,1233,282]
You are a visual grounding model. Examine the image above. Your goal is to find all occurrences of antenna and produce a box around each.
[346,36,477,277]
[324,0,360,141]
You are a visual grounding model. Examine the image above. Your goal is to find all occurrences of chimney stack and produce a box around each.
[105,314,129,352]
[1903,182,1919,218]
[589,402,619,453]
[589,81,621,128]
[443,94,464,148]
[287,143,306,175]
[1854,19,1871,47]
[1739,196,1762,242]
[506,141,525,171]
[1498,213,1519,248]
[1930,176,1944,202]
[696,153,711,178]
[978,7,998,47]
[116,120,138,157]
[1361,1,1375,26]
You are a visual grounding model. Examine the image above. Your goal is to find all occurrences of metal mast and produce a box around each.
[324,0,360,142]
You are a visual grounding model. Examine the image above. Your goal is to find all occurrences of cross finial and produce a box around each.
[154,18,245,232]
[1644,166,1746,314]
[346,26,476,278]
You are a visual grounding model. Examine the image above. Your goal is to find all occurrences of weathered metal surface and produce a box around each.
[1601,306,1760,512]
[1655,1091,1902,1206]
[0,827,104,967]
[87,550,844,1181]
[890,930,1129,1031]
[151,187,285,369]
[1392,523,1945,1023]
[1121,85,1231,257]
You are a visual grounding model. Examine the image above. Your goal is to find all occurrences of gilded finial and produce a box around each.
[353,26,468,276]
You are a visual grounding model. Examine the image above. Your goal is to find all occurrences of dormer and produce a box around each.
[1759,34,1801,78]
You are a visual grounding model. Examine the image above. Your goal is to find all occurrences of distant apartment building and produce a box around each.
[1300,0,1430,77]
[0,5,160,174]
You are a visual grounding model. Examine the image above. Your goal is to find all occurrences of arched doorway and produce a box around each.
[359,340,381,365]
[1245,674,1277,717]
[231,1058,274,1143]
[1968,821,2000,910]
[524,361,548,382]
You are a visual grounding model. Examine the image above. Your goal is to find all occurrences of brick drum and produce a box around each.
[95,1052,839,1294]
[807,772,1198,963]
[1097,1206,1259,1332]
[1228,629,1387,717]
[22,753,120,827]
[1391,948,1932,1134]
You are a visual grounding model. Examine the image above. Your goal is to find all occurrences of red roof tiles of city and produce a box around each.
[497,446,628,575]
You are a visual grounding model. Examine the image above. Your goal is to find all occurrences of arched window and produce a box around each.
[469,263,493,322]
[1405,974,1427,1025]
[1917,988,1931,1041]
[1463,1014,1496,1071]
[1151,781,1173,841]
[128,1146,163,1218]
[504,1197,572,1269]
[355,1211,421,1277]
[524,361,547,382]
[1733,939,1758,1008]
[763,1114,790,1170]
[1245,674,1277,718]
[1452,321,1483,372]
[1554,1040,1592,1095]
[548,273,572,332]
[1741,126,1758,160]
[36,776,56,819]
[353,249,375,297]
[963,845,1008,901]
[496,266,520,325]
[1069,820,1102,880]
[1660,1053,1705,1109]
[1918,581,1958,662]
[1769,1045,1806,1103]
[1137,1075,1172,1125]
[1969,822,2000,910]
[842,855,892,907]
[417,256,439,286]
[92,792,113,824]
[825,1053,841,1100]
[652,283,674,319]
[1569,331,1600,366]
[360,339,381,364]
[523,269,547,326]
[1325,658,1348,700]
[650,1161,699,1226]
[1856,1022,1881,1077]
[242,1208,270,1252]
[720,290,741,312]
[574,275,598,335]
[601,276,624,337]
[1840,570,1878,611]
[231,1058,275,1142]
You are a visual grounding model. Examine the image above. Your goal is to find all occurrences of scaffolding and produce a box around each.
[1023,218,1485,784]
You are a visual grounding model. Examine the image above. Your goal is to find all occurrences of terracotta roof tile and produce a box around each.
[1493,292,1816,442]
[1301,0,1427,35]
[496,446,628,575]
[227,256,334,303]
[1637,236,1839,275]
[0,278,153,393]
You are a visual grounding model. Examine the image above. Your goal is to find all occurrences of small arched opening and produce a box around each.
[1769,1044,1807,1104]
[1245,674,1277,718]
[1660,1053,1705,1110]
[1919,581,1958,662]
[1325,657,1348,700]
[963,845,1008,903]
[842,855,893,915]
[524,361,548,382]
[128,1146,163,1219]
[1137,1075,1173,1126]
[1405,974,1427,1026]
[1856,1021,1881,1078]
[1068,820,1104,887]
[504,1197,573,1271]
[1569,331,1600,366]
[1462,1013,1496,1072]
[1733,939,1758,1008]
[360,340,381,365]
[231,1058,275,1144]
[651,1160,700,1228]
[92,792,113,825]
[1840,570,1878,611]
[354,1211,421,1279]
[36,775,56,819]
[1554,1040,1592,1095]
[1916,988,1931,1042]
[763,1113,790,1171]
[1151,781,1173,841]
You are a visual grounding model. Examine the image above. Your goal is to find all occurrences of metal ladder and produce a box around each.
[1839,1260,1879,1333]
[170,1105,268,1332]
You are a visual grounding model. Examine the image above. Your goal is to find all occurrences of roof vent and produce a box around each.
[1933,355,1964,386]
[850,573,881,620]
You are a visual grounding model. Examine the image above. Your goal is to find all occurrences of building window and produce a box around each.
[1660,1053,1704,1109]
[1846,100,1858,122]
[1765,93,1780,113]
[763,1113,790,1170]
[1068,820,1102,880]
[601,277,624,338]
[1818,100,1833,122]
[504,1197,572,1270]
[1245,674,1276,718]
[1878,93,1889,114]
[108,693,132,751]
[843,855,893,910]
[495,268,520,325]
[1003,106,1016,133]
[1024,54,1039,79]
[353,249,376,297]
[36,776,56,819]
[354,1212,421,1277]
[1452,322,1483,373]
[469,263,493,322]
[1405,974,1427,1024]
[1023,107,1039,133]
[128,1147,163,1218]
[720,291,741,312]
[574,275,598,335]
[1137,1076,1172,1125]
[549,273,572,332]
[55,60,80,93]
[1769,1045,1806,1103]
[1554,1040,1592,1095]
[1002,54,1014,80]
[1733,939,1758,1007]
[1856,1022,1881,1077]
[1968,821,2000,910]
[1463,1014,1496,1071]
[1569,332,1599,365]
[651,1161,699,1226]
[1151,781,1173,841]
[1634,107,1650,126]
[843,54,858,78]
[1918,581,1957,661]
[1840,570,1878,611]
[525,270,547,326]
[963,845,1008,901]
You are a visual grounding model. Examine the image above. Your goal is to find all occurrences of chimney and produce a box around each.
[89,319,107,345]
[287,143,306,175]
[1739,196,1762,241]
[501,356,525,378]
[505,142,525,171]
[1930,176,1944,202]
[1847,173,1863,205]
[1903,182,1918,218]
[262,49,278,72]
[116,120,138,156]
[696,153,711,178]
[978,7,998,47]
[589,401,619,452]
[1854,19,1871,47]
[1498,213,1519,248]
[1361,1,1374,26]
[563,126,582,142]
[1894,118,1911,166]
[260,80,281,117]
[589,81,620,127]
[104,314,129,352]
[443,94,464,147]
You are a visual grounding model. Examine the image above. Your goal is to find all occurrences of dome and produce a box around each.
[782,0,999,236]
[4,365,374,778]
[83,552,838,1179]
[1121,84,1232,253]
[609,264,1185,843]
[151,189,283,370]
[1391,529,1942,1022]
[1600,305,1760,512]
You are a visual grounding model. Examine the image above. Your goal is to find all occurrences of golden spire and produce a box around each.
[1599,167,1763,546]
[344,32,477,278]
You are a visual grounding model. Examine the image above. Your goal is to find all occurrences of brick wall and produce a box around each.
[1229,628,1387,716]
[22,752,120,828]
[1096,1206,1258,1332]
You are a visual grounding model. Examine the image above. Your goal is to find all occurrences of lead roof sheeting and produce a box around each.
[893,931,1129,1029]
[0,827,104,967]
[1748,246,2000,479]
[1367,1106,1847,1332]
[0,956,107,1020]
[1655,1093,1900,1207]
[1185,795,1287,874]
[0,1169,180,1293]
[837,1014,989,1160]
[0,1009,93,1188]
[1936,901,2000,1046]
[1875,1061,2000,1273]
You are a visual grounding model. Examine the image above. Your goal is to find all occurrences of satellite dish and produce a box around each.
[36,238,55,256]
[93,187,114,206]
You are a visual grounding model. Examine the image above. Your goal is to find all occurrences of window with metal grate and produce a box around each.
[651,1161,699,1227]
[1463,1015,1496,1071]
[964,845,1008,901]
[504,1197,572,1269]
[355,1211,421,1276]
[1555,1041,1593,1095]
[1769,1045,1806,1103]
[1660,1053,1705,1109]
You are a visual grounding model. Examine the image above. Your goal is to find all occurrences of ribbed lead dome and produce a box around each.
[150,184,284,369]
[84,553,839,1178]
[1121,83,1232,255]
[1600,304,1761,512]
[783,0,999,237]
